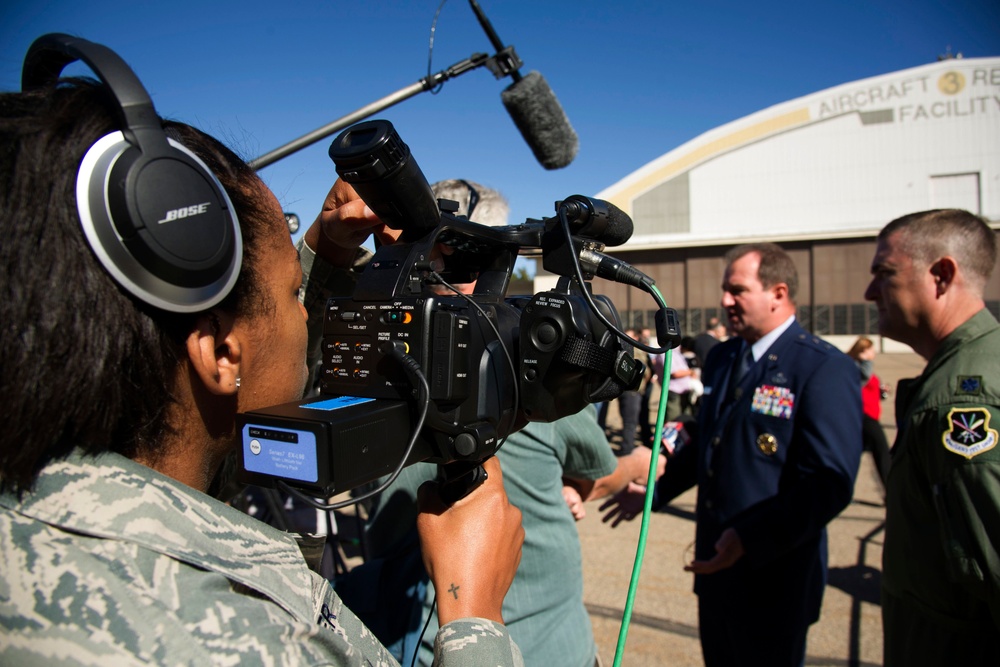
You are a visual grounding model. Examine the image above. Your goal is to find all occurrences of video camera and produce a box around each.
[236,120,668,503]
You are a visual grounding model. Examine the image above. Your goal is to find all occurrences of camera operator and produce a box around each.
[299,178,664,666]
[0,67,524,665]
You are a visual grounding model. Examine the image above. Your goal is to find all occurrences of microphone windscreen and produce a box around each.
[501,71,579,170]
[602,201,633,247]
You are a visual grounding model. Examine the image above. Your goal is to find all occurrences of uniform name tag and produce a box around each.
[751,385,795,419]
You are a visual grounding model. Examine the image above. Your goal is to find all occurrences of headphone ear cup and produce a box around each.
[77,132,243,312]
[22,33,243,313]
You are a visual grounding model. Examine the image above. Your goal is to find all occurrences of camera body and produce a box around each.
[236,120,642,498]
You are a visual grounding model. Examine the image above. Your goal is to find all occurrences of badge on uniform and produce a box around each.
[941,407,998,459]
[751,385,795,419]
[956,376,982,396]
[757,433,778,455]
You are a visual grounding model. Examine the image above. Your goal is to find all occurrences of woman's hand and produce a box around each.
[416,457,524,625]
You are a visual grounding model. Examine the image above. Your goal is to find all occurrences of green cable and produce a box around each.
[612,285,674,667]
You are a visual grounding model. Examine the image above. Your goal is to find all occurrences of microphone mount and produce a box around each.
[250,52,491,170]
[469,0,524,83]
[483,45,523,81]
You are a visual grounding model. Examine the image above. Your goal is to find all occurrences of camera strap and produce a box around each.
[559,337,618,376]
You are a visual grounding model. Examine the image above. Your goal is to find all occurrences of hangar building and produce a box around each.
[569,56,1000,344]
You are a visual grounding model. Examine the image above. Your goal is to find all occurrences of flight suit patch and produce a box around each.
[941,407,997,459]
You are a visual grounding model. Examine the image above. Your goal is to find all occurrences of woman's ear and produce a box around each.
[186,312,243,396]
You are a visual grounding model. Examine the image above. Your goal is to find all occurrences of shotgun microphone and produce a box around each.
[501,71,579,170]
[469,0,579,169]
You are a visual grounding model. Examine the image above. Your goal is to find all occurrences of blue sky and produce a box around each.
[2,0,998,255]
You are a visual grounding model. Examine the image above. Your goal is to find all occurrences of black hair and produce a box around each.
[0,79,273,493]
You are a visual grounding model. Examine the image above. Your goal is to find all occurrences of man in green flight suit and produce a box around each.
[864,208,1000,666]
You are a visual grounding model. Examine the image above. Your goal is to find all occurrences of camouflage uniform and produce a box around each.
[0,450,523,666]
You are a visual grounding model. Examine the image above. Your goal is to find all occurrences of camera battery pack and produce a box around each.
[237,396,411,497]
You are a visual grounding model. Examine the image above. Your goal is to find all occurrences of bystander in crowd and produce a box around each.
[847,335,891,491]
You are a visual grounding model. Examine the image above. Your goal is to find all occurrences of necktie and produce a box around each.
[734,345,753,384]
[727,345,753,405]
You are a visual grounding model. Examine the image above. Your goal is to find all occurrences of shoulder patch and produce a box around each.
[941,407,998,459]
[956,375,983,396]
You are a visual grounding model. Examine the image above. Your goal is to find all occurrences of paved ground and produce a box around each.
[579,351,926,667]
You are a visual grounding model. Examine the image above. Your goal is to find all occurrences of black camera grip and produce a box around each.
[438,460,490,505]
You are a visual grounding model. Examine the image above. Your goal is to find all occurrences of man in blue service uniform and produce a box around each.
[605,242,862,666]
[864,209,1000,666]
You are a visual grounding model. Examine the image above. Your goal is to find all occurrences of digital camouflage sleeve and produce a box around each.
[0,450,522,666]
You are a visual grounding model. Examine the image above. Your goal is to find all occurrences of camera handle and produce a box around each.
[438,460,490,505]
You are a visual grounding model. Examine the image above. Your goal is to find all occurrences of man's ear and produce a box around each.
[186,312,243,396]
[930,256,958,296]
[770,282,789,309]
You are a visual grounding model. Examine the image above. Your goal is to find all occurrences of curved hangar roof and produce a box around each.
[598,57,1000,249]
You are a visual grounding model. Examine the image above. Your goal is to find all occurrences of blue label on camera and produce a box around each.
[300,396,375,411]
[242,424,318,483]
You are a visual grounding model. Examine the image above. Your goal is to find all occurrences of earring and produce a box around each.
[235,377,241,389]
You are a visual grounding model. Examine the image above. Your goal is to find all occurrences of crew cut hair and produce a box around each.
[880,209,997,290]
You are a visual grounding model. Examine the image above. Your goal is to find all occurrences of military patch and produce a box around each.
[750,385,795,419]
[941,407,998,459]
[956,376,983,396]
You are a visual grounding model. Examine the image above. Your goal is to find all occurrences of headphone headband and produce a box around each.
[22,33,243,313]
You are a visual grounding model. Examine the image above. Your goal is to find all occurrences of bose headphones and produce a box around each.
[21,33,243,313]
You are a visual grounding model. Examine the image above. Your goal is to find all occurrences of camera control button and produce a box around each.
[454,433,477,457]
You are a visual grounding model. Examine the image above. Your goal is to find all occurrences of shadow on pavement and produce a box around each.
[827,563,881,606]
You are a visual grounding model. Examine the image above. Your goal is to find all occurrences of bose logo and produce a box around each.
[157,202,211,225]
